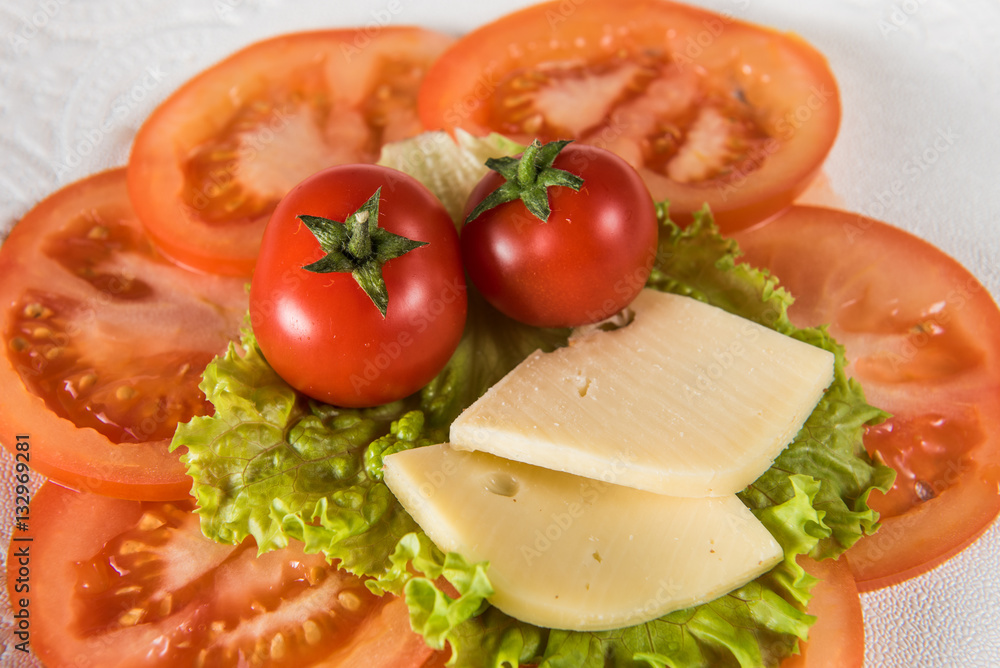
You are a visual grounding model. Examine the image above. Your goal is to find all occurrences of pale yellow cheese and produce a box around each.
[383,444,783,631]
[450,289,834,497]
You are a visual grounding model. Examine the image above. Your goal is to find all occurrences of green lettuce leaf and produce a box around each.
[364,207,893,667]
[171,135,893,667]
[648,207,895,559]
[379,474,826,668]
[170,298,565,578]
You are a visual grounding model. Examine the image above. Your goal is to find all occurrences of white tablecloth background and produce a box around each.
[1,1,998,666]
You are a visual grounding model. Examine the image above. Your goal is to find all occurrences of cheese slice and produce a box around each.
[383,444,783,631]
[450,289,834,497]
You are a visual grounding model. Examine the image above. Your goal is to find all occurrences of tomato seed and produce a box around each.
[522,113,544,134]
[87,225,110,240]
[337,590,362,612]
[251,637,268,663]
[302,619,322,645]
[270,633,287,660]
[23,302,52,319]
[118,539,148,555]
[116,385,136,400]
[77,373,98,391]
[9,336,28,352]
[118,607,145,626]
[306,565,325,586]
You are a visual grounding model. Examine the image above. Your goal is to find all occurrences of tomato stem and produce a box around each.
[517,140,540,186]
[466,139,584,224]
[299,188,427,318]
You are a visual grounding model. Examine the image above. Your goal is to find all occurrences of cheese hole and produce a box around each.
[484,472,520,498]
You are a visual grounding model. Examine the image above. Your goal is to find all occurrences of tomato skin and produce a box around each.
[250,164,467,408]
[8,481,443,667]
[461,143,658,327]
[0,169,247,501]
[128,28,454,277]
[419,0,840,232]
[734,206,1000,591]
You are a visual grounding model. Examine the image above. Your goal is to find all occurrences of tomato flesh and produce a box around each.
[419,0,840,231]
[734,206,1000,590]
[9,481,442,667]
[0,170,248,500]
[780,557,864,668]
[128,28,454,276]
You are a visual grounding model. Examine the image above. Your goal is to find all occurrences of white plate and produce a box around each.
[1,1,998,666]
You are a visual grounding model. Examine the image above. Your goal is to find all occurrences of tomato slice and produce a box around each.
[418,0,840,231]
[734,206,1000,590]
[780,557,864,668]
[8,481,443,667]
[0,169,247,500]
[127,28,454,277]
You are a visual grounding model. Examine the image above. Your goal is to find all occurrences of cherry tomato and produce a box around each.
[127,28,454,277]
[249,164,467,408]
[781,557,865,668]
[734,206,1000,591]
[0,169,247,500]
[419,0,840,232]
[6,481,444,667]
[461,141,658,327]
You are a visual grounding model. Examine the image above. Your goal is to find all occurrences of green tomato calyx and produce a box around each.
[465,139,584,224]
[299,187,427,318]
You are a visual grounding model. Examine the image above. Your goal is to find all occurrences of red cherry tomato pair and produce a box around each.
[250,137,657,405]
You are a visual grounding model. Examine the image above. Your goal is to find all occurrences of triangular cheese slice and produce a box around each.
[383,444,782,631]
[450,289,834,497]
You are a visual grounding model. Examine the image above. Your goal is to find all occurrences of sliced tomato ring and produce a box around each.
[7,481,443,667]
[0,169,247,500]
[734,206,1000,590]
[127,27,454,276]
[418,0,840,231]
[780,557,864,668]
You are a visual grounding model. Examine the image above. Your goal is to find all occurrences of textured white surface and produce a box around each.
[0,0,998,666]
